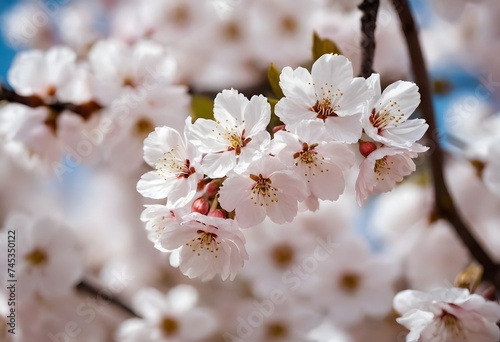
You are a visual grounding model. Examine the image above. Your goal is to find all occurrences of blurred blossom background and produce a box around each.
[1,0,500,341]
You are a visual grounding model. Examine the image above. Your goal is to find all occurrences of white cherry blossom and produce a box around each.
[187,89,271,178]
[275,54,373,143]
[272,120,354,202]
[394,287,500,342]
[2,213,83,304]
[355,144,428,205]
[159,213,248,281]
[362,74,428,148]
[218,155,307,228]
[137,126,203,208]
[116,285,218,342]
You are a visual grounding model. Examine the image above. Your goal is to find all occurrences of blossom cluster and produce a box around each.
[137,53,429,282]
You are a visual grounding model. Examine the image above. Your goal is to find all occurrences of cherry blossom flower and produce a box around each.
[116,285,218,342]
[3,213,83,303]
[272,120,354,202]
[275,54,373,143]
[362,74,428,148]
[309,234,398,327]
[187,89,271,178]
[88,39,177,105]
[355,144,428,205]
[137,126,203,208]
[159,213,248,281]
[7,46,90,103]
[394,287,500,342]
[218,155,307,228]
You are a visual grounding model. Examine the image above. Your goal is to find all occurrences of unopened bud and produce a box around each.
[272,125,286,134]
[359,141,377,158]
[192,198,210,215]
[206,181,219,199]
[208,209,225,218]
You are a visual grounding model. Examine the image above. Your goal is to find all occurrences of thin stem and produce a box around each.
[358,0,380,78]
[0,83,102,120]
[76,281,140,318]
[391,0,500,288]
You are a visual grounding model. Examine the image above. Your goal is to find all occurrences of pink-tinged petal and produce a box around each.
[375,81,420,125]
[308,163,345,201]
[166,285,199,312]
[213,89,247,126]
[381,119,429,147]
[244,94,271,137]
[366,73,381,97]
[132,288,168,319]
[235,198,267,228]
[45,46,77,88]
[335,77,373,116]
[89,39,130,82]
[274,97,316,126]
[202,151,237,178]
[143,126,185,166]
[8,50,44,94]
[266,191,301,223]
[316,142,355,171]
[311,54,354,98]
[166,176,198,208]
[218,176,253,212]
[279,66,316,106]
[396,309,434,340]
[137,170,175,199]
[187,118,227,153]
[324,114,363,143]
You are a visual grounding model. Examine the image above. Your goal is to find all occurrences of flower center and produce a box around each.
[271,243,295,268]
[156,150,196,180]
[26,248,48,266]
[369,104,405,132]
[293,142,319,165]
[266,322,288,339]
[312,99,338,121]
[170,5,190,26]
[249,173,278,206]
[281,16,298,35]
[374,156,394,181]
[339,272,361,293]
[225,129,251,156]
[187,230,220,257]
[134,117,154,137]
[160,317,179,336]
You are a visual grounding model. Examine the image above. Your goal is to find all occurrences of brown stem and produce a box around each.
[76,281,140,318]
[391,0,500,288]
[358,0,380,78]
[0,83,102,121]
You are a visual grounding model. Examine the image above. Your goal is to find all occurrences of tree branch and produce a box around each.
[358,0,380,78]
[391,0,500,289]
[76,281,140,318]
[0,83,102,120]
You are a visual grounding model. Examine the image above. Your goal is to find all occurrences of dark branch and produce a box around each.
[358,0,380,78]
[76,281,140,318]
[0,83,102,121]
[391,0,500,289]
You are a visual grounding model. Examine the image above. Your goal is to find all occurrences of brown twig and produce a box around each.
[358,0,380,78]
[76,281,140,318]
[0,83,102,120]
[391,0,500,289]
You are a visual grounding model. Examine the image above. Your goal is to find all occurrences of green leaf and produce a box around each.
[312,32,342,62]
[267,63,285,99]
[190,95,214,122]
[266,97,283,132]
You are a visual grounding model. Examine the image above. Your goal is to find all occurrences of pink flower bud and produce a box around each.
[205,181,219,199]
[272,125,286,134]
[192,198,210,215]
[208,209,225,218]
[359,141,377,158]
